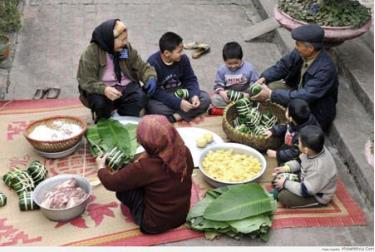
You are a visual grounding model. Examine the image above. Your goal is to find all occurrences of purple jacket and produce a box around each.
[214,61,259,93]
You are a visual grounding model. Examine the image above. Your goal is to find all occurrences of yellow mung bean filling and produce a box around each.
[202,149,261,182]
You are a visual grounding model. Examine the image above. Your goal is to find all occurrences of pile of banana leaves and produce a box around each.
[86,119,139,171]
[186,183,276,241]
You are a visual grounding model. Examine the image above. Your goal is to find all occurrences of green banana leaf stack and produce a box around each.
[186,183,276,241]
[86,119,139,171]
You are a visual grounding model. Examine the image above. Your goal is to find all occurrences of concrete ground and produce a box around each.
[1,0,373,247]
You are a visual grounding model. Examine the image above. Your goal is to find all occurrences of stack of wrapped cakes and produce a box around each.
[232,98,278,136]
[2,160,48,211]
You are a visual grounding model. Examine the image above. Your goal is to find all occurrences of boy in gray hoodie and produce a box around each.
[272,125,337,208]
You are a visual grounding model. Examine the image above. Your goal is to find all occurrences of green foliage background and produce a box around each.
[0,0,21,33]
[279,0,371,28]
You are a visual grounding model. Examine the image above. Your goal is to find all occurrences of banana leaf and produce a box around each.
[204,183,276,221]
[204,231,220,240]
[86,119,139,168]
[188,216,229,231]
[228,214,272,234]
[187,186,230,220]
[94,119,138,154]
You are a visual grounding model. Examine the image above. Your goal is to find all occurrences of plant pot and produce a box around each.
[0,34,10,61]
[274,5,373,46]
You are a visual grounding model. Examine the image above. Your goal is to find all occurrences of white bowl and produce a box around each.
[32,174,92,221]
[198,143,267,187]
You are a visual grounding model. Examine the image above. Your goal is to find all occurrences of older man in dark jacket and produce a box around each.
[252,24,338,131]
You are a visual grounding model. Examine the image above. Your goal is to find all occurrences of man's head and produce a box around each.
[222,42,243,71]
[286,98,311,125]
[291,24,324,58]
[298,125,324,155]
[159,32,184,63]
[113,20,128,52]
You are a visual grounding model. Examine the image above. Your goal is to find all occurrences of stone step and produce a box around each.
[329,76,374,205]
[335,38,374,116]
[242,17,280,42]
[359,26,373,53]
[253,0,374,116]
[252,0,374,205]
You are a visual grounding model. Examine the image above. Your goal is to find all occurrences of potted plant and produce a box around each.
[0,34,10,61]
[274,0,372,46]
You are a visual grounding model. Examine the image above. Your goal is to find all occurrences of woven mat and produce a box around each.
[0,99,204,246]
[177,114,367,229]
[0,99,367,246]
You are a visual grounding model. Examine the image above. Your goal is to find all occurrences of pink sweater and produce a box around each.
[101,53,132,87]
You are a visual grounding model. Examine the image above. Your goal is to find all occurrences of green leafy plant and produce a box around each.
[279,0,371,28]
[0,0,21,33]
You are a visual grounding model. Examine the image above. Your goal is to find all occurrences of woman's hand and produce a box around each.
[104,86,122,101]
[96,153,108,170]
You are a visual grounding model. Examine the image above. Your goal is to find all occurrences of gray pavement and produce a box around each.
[1,0,374,247]
[5,0,280,99]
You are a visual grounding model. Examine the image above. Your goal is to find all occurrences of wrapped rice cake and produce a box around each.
[27,160,48,185]
[174,89,189,100]
[19,191,39,211]
[0,192,6,207]
[10,171,35,195]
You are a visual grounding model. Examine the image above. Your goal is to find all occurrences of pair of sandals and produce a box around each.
[184,42,210,59]
[33,87,61,99]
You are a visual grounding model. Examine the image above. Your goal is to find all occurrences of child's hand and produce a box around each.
[273,166,286,175]
[219,90,229,103]
[191,95,200,108]
[180,99,193,112]
[263,130,272,138]
[272,176,286,190]
[96,153,108,170]
[267,149,277,158]
[256,77,266,85]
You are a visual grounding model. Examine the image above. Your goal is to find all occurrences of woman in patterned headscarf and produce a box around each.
[96,115,194,234]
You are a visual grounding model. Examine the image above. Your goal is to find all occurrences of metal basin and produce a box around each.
[32,174,92,222]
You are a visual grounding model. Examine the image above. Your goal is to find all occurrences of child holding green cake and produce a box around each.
[210,42,259,112]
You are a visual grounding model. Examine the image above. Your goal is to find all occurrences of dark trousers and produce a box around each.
[278,189,322,208]
[116,189,159,234]
[85,82,147,121]
[146,91,211,121]
[116,189,144,226]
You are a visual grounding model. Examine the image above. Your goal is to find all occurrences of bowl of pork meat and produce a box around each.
[33,174,92,221]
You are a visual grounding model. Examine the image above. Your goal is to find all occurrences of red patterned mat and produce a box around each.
[0,99,367,246]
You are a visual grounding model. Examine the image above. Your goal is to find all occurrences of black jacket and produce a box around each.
[261,49,338,131]
[271,114,320,164]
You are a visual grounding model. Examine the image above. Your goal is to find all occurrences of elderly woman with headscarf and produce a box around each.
[95,115,194,234]
[77,19,157,122]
